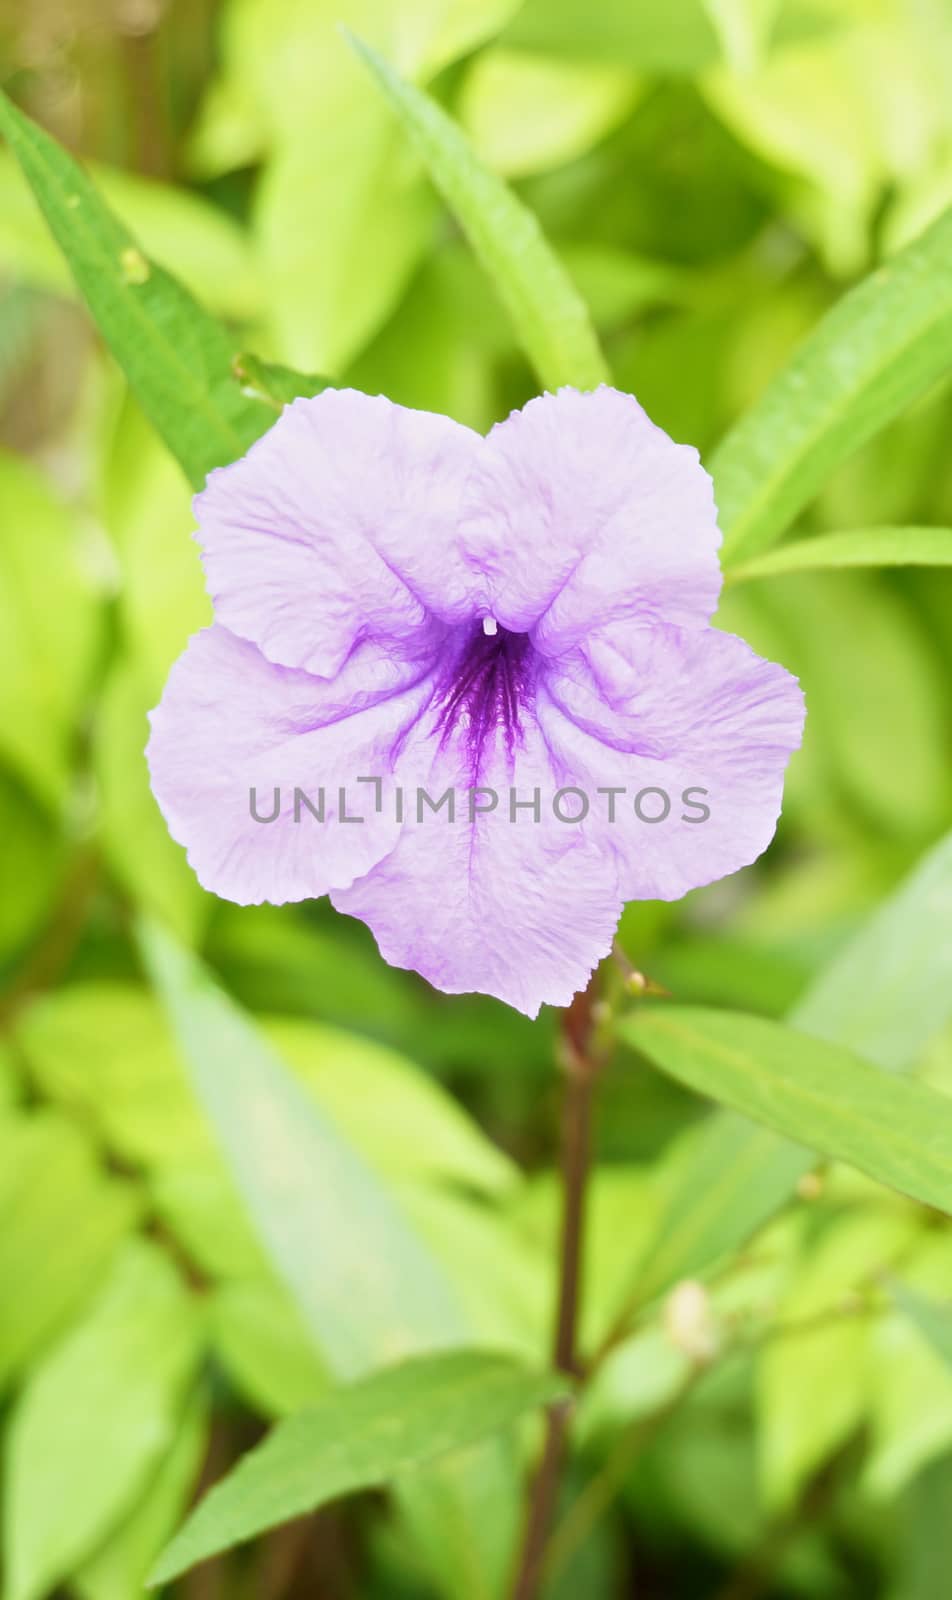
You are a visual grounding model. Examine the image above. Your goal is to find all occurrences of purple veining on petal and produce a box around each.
[431,619,538,776]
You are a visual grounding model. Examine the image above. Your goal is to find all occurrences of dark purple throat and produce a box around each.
[433,620,535,774]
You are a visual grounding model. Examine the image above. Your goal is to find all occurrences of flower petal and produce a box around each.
[330,722,622,1017]
[146,624,438,904]
[457,386,722,650]
[195,389,483,677]
[537,621,806,901]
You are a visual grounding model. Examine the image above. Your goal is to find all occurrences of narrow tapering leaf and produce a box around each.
[624,828,952,1308]
[713,206,952,563]
[0,92,317,487]
[150,1351,570,1584]
[728,526,952,584]
[623,1005,952,1217]
[346,32,610,392]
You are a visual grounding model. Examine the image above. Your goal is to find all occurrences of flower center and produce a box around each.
[433,617,535,773]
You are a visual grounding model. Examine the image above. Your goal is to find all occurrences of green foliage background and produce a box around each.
[2,1,952,1597]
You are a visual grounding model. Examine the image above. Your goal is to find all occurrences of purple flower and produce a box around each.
[147,386,804,1016]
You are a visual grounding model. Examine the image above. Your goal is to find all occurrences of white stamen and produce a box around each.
[482,615,498,637]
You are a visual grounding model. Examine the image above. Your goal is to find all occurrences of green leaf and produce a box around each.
[628,1112,812,1308]
[622,829,952,1307]
[139,918,467,1370]
[713,205,952,563]
[90,401,214,931]
[458,49,640,180]
[256,94,436,373]
[0,1112,141,1390]
[200,0,518,371]
[0,768,67,965]
[157,1163,544,1376]
[719,571,950,837]
[864,1238,952,1498]
[0,148,261,320]
[151,1163,264,1277]
[18,979,516,1196]
[75,1389,209,1600]
[0,91,311,488]
[99,400,212,693]
[151,1351,569,1585]
[703,3,943,275]
[623,1004,952,1217]
[701,0,780,73]
[890,1280,952,1372]
[16,983,212,1170]
[0,1037,18,1111]
[0,449,101,807]
[500,0,720,72]
[890,1454,952,1600]
[865,1311,952,1501]
[791,828,952,1072]
[209,900,426,1041]
[269,1016,519,1198]
[210,1280,328,1418]
[3,1240,201,1600]
[405,1184,547,1356]
[757,1209,915,1509]
[231,352,329,410]
[347,33,610,391]
[96,659,212,942]
[727,526,952,584]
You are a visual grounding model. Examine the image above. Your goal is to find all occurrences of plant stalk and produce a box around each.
[509,979,603,1600]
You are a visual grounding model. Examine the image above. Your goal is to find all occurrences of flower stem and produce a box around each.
[510,979,603,1600]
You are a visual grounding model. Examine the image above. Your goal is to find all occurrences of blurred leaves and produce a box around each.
[138,921,522,1600]
[723,570,951,839]
[209,1279,328,1418]
[500,0,721,71]
[74,1389,209,1600]
[0,449,100,808]
[704,0,952,272]
[138,919,465,1373]
[14,979,516,1193]
[191,0,519,370]
[459,50,640,178]
[11,958,535,1596]
[96,658,213,942]
[2,1240,201,1600]
[864,1232,952,1497]
[349,34,610,390]
[0,1113,141,1393]
[623,1110,809,1309]
[756,1207,917,1509]
[0,770,68,966]
[792,827,952,1071]
[99,401,210,690]
[888,1279,952,1374]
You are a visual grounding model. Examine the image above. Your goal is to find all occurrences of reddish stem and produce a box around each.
[510,978,603,1600]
